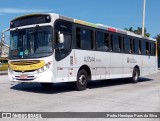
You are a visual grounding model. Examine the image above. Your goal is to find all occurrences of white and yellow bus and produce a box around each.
[6,13,157,90]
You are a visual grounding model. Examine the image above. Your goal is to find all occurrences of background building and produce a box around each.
[0,42,9,58]
[0,42,9,71]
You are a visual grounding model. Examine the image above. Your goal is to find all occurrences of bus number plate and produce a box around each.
[20,75,28,79]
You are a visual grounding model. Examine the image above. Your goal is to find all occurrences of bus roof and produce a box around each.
[11,13,156,42]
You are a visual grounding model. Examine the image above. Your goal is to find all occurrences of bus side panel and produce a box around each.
[110,53,123,78]
[55,52,74,83]
[95,52,110,80]
[149,56,157,75]
[122,54,136,78]
[74,50,96,80]
[141,56,150,76]
[134,55,142,75]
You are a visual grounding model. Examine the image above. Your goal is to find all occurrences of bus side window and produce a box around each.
[150,42,152,55]
[146,41,150,55]
[139,40,142,54]
[113,34,120,53]
[151,42,156,56]
[110,34,121,53]
[130,38,134,54]
[110,35,113,52]
[124,37,130,54]
[141,40,146,55]
[76,27,93,50]
[76,28,81,48]
[134,39,139,54]
[154,43,156,56]
[121,37,125,53]
[119,36,122,52]
[96,31,105,51]
[133,39,135,54]
[104,33,109,52]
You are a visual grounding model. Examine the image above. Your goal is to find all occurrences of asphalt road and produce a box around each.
[0,72,160,121]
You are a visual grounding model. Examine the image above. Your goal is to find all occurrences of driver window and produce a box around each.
[55,31,72,51]
[54,20,72,61]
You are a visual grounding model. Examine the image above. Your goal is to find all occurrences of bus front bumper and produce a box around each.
[8,69,54,83]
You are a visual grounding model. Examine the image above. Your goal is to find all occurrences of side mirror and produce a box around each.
[58,31,64,44]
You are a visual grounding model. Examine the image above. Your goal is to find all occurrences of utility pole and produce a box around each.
[142,0,146,36]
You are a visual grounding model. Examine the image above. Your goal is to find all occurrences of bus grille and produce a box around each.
[10,60,40,66]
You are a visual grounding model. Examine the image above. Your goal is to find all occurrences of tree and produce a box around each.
[124,27,150,37]
[124,27,133,32]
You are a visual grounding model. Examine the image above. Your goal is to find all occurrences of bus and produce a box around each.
[7,13,157,90]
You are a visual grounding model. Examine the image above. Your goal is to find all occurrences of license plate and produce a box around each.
[20,75,28,79]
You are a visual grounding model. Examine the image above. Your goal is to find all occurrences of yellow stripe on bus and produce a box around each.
[9,60,45,72]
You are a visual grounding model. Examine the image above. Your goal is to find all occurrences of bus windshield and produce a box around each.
[9,26,53,59]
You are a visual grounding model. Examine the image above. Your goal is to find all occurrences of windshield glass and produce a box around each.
[9,26,53,59]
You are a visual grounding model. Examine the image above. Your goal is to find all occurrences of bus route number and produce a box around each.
[84,57,95,63]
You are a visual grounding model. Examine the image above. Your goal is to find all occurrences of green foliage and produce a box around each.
[124,27,150,37]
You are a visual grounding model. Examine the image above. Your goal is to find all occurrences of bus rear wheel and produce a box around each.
[131,68,140,83]
[75,69,88,91]
[40,83,53,89]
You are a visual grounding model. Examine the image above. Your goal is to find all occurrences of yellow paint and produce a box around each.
[9,60,45,72]
[0,63,8,71]
[0,58,8,71]
[75,20,98,28]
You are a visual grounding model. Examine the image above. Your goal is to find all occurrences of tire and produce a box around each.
[40,83,53,89]
[131,68,140,83]
[75,69,88,91]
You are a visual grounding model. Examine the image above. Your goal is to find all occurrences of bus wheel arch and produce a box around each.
[74,65,91,91]
[78,65,91,80]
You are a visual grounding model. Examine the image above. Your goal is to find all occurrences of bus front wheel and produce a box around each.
[75,69,88,91]
[131,68,140,83]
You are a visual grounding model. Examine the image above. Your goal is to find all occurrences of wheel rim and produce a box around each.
[79,75,86,86]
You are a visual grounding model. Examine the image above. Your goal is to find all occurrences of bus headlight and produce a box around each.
[37,62,51,74]
[46,64,50,69]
